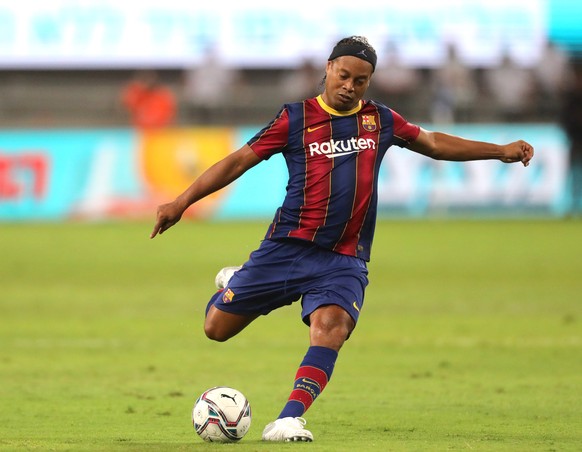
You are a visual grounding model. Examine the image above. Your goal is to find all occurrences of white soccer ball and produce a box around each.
[192,386,252,442]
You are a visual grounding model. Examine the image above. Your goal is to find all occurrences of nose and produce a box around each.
[342,79,354,92]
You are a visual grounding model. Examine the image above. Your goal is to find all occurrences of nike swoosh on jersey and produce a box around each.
[307,124,326,132]
[352,301,360,312]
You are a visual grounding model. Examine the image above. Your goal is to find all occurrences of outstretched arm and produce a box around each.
[407,128,534,167]
[150,144,262,238]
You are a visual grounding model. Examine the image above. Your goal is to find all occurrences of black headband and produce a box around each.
[328,43,377,71]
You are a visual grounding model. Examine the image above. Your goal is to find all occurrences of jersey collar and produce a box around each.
[316,95,362,116]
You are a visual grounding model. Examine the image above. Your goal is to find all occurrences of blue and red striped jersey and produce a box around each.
[248,95,420,261]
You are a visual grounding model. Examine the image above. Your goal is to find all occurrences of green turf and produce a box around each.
[1,219,581,451]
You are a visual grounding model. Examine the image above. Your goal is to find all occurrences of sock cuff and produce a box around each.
[301,346,338,380]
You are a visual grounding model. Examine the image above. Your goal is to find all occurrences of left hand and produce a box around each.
[500,140,534,167]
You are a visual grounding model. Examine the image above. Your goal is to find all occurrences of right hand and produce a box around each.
[150,201,185,238]
[500,140,534,167]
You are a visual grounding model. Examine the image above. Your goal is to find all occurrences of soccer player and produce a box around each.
[150,36,534,442]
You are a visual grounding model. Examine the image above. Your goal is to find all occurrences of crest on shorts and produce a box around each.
[361,115,376,132]
[222,288,234,303]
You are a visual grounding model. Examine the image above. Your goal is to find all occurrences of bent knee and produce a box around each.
[204,306,257,342]
[309,305,355,350]
[204,322,231,342]
[312,322,351,341]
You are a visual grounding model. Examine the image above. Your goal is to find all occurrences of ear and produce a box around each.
[325,60,333,73]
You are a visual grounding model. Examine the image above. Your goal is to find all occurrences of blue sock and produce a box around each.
[278,346,338,419]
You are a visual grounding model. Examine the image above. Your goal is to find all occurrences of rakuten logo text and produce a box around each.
[308,138,375,158]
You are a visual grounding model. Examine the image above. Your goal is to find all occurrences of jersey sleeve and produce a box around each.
[247,106,290,160]
[390,109,420,147]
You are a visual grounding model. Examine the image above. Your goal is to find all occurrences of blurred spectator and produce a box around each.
[534,40,573,118]
[183,46,249,124]
[483,52,536,122]
[120,70,177,129]
[561,64,582,216]
[373,42,421,117]
[280,58,322,102]
[429,43,478,124]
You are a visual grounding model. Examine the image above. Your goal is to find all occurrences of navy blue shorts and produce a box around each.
[211,238,369,326]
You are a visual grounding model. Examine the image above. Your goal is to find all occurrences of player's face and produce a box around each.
[322,56,373,111]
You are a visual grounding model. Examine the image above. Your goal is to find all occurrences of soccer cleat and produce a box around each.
[262,417,314,442]
[214,266,242,289]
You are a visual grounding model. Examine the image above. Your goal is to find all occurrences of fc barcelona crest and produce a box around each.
[361,115,376,132]
[222,288,234,303]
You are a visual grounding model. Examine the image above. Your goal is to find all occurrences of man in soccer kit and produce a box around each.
[151,36,534,442]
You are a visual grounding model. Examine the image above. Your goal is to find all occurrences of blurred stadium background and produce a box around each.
[2,2,582,449]
[0,0,581,221]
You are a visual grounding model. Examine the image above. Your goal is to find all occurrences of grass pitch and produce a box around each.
[0,219,581,451]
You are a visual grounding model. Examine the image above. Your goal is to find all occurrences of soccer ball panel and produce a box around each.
[192,386,251,442]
